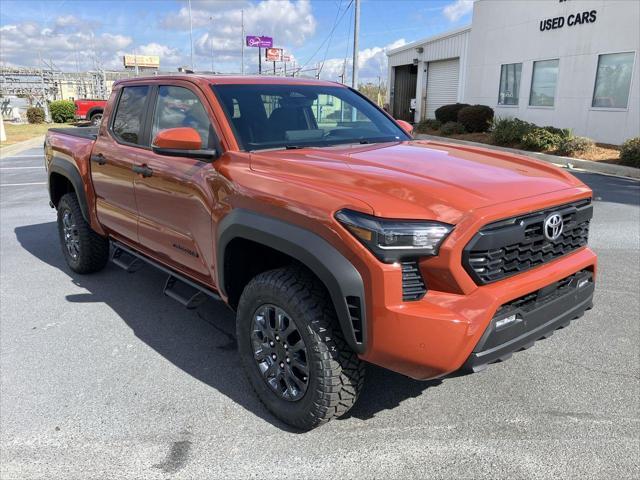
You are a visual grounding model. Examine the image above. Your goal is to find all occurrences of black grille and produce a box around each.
[497,269,592,315]
[464,200,592,285]
[401,261,427,301]
[346,296,363,343]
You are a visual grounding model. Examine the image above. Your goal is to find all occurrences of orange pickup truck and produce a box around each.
[45,75,596,430]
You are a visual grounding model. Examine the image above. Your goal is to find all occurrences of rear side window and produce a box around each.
[151,86,213,149]
[112,86,150,145]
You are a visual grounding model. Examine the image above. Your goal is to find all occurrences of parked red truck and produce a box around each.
[45,75,596,430]
[74,99,107,125]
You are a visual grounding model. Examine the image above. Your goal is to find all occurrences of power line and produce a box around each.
[317,0,344,77]
[298,0,353,72]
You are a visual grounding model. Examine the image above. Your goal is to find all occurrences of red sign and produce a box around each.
[265,48,282,61]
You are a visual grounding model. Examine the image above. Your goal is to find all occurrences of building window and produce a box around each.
[592,52,635,108]
[498,63,522,105]
[529,59,559,107]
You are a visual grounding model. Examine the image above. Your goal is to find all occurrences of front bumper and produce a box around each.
[462,269,594,372]
[360,247,597,380]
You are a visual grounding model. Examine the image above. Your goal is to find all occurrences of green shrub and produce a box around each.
[440,121,466,136]
[49,100,75,123]
[557,136,595,156]
[26,107,45,124]
[416,118,441,132]
[491,117,536,146]
[542,125,572,138]
[435,103,470,123]
[457,105,494,133]
[522,128,563,152]
[619,137,640,168]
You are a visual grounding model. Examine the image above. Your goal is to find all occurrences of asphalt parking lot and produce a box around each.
[1,146,639,479]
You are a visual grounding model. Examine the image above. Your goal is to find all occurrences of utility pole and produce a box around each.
[209,16,214,72]
[351,0,360,90]
[188,0,194,70]
[39,51,51,122]
[241,9,245,75]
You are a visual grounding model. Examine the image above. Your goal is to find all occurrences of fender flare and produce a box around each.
[217,209,367,353]
[48,156,90,223]
[86,107,103,119]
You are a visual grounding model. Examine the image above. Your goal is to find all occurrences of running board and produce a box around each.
[110,241,222,307]
[163,275,207,309]
[112,247,144,273]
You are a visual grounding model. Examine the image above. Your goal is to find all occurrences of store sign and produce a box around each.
[265,48,282,61]
[282,55,291,63]
[123,55,160,68]
[246,36,273,48]
[539,10,597,31]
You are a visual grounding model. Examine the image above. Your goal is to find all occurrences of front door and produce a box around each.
[91,85,151,243]
[133,83,219,286]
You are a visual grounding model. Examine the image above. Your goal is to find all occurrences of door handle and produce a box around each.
[132,165,153,178]
[90,153,106,165]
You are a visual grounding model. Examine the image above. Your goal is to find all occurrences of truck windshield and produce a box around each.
[211,84,410,151]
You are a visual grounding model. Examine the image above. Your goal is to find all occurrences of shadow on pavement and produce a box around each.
[15,221,439,430]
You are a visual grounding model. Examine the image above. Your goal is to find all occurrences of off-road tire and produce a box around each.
[237,266,365,430]
[57,193,109,274]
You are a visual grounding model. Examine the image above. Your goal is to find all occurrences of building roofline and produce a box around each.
[386,26,472,56]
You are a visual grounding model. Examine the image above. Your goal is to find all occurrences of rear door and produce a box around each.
[91,85,152,243]
[133,82,219,286]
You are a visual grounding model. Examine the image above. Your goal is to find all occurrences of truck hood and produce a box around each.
[250,140,586,224]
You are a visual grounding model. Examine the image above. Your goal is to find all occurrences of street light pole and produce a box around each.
[351,0,360,90]
[210,16,214,72]
[188,0,194,70]
[241,9,245,75]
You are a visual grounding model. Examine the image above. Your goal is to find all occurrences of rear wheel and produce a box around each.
[90,113,103,126]
[237,266,365,430]
[56,193,109,273]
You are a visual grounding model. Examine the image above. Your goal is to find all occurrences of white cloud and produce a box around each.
[318,39,407,84]
[443,0,474,22]
[0,17,133,70]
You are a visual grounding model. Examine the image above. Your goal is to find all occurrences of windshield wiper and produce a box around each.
[285,145,307,149]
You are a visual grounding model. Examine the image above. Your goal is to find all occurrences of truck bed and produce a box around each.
[48,126,99,140]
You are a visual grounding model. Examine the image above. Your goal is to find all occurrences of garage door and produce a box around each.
[425,58,460,119]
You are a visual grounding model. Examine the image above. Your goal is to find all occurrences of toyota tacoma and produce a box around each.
[44,75,596,430]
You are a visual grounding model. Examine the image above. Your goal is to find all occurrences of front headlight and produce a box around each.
[335,209,453,263]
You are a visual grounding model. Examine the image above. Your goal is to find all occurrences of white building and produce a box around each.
[386,0,639,144]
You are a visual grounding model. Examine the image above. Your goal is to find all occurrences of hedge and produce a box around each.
[434,103,469,123]
[26,107,45,124]
[49,100,75,123]
[457,105,494,133]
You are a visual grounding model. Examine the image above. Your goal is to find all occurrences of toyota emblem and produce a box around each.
[544,213,564,241]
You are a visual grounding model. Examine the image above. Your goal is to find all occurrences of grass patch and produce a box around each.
[1,122,74,148]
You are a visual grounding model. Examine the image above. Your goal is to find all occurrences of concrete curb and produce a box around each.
[0,135,45,159]
[415,134,640,180]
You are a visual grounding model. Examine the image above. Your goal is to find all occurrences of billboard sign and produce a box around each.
[282,55,292,63]
[265,48,282,61]
[123,55,160,69]
[246,36,273,48]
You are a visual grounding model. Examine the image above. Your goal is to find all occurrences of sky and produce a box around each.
[0,0,474,83]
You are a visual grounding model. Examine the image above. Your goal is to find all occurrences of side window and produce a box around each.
[152,86,213,148]
[498,63,522,106]
[112,86,150,145]
[529,59,559,107]
[592,52,635,108]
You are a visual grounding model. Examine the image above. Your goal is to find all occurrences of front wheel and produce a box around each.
[57,193,110,274]
[237,267,365,430]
